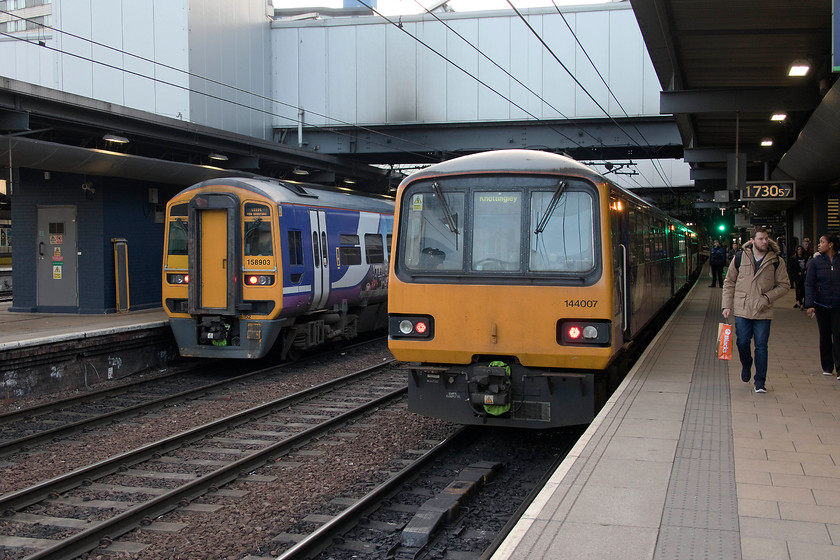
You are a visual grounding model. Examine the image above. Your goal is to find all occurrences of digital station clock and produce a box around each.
[742,181,795,201]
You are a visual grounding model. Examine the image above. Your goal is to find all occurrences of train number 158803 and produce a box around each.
[565,299,598,308]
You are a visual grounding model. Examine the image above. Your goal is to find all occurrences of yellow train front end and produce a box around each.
[387,150,624,429]
[162,183,284,359]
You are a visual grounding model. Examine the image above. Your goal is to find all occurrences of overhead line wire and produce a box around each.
[353,0,588,152]
[412,0,607,150]
[549,1,673,189]
[0,9,450,164]
[508,1,674,189]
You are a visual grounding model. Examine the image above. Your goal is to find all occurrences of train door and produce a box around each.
[188,193,239,315]
[610,196,627,342]
[309,209,330,309]
[36,206,78,308]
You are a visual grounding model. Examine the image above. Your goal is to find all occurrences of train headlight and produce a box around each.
[244,274,274,286]
[558,320,611,346]
[390,315,434,339]
[167,273,189,284]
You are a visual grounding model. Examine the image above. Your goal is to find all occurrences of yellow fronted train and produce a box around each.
[387,150,699,429]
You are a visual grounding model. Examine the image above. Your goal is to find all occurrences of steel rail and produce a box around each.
[276,426,471,560]
[25,382,406,560]
[0,340,385,457]
[0,359,396,514]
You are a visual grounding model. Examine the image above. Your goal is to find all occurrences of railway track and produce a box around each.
[272,425,583,560]
[0,360,405,559]
[0,339,382,459]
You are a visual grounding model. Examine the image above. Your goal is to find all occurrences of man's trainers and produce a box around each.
[741,369,751,383]
[823,371,833,376]
[754,386,767,393]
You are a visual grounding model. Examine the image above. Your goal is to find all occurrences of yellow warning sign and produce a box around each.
[53,246,61,257]
[50,234,63,245]
[53,265,62,279]
[412,194,424,211]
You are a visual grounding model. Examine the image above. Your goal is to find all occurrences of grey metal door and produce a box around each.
[36,206,78,308]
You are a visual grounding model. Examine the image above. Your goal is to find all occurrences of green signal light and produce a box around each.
[718,224,726,231]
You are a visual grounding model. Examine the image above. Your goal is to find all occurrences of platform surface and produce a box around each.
[492,273,840,560]
[0,303,168,350]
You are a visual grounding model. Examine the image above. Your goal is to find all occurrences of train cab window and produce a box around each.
[365,234,384,264]
[402,191,465,272]
[167,204,189,256]
[472,191,521,271]
[243,204,273,257]
[244,219,273,256]
[528,190,595,273]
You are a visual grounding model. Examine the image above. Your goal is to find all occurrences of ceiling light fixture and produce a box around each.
[344,178,356,185]
[103,133,129,144]
[770,113,787,121]
[788,60,810,77]
[760,139,774,147]
[292,167,309,175]
[208,153,228,161]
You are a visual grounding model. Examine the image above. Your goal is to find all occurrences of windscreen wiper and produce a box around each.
[534,179,567,235]
[432,181,460,249]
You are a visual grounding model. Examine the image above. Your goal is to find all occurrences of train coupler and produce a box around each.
[198,316,231,346]
[467,364,511,413]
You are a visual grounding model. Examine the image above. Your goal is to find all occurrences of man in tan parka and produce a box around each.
[722,227,790,393]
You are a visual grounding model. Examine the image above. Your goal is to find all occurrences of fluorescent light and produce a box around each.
[208,153,228,161]
[344,178,356,184]
[292,167,309,175]
[788,60,810,77]
[761,139,774,147]
[771,113,787,121]
[103,133,129,144]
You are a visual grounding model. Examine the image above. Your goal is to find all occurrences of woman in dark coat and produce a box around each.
[788,245,809,308]
[805,234,840,378]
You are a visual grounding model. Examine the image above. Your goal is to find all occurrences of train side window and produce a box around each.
[386,234,392,260]
[340,234,362,265]
[529,190,595,273]
[288,230,303,266]
[365,234,384,264]
[312,231,320,268]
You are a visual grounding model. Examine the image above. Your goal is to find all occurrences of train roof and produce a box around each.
[175,177,394,214]
[401,149,690,230]
[403,150,603,184]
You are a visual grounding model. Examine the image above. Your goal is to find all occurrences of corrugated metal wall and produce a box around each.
[271,4,660,128]
[187,0,273,139]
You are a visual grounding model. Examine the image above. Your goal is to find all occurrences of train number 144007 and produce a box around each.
[565,299,598,308]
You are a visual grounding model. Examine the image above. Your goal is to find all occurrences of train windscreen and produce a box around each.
[399,179,596,276]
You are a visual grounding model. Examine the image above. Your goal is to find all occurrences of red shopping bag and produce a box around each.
[717,322,733,360]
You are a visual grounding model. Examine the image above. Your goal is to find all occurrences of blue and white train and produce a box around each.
[162,177,394,359]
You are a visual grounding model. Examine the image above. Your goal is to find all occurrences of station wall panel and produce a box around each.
[271,4,660,128]
[9,170,181,314]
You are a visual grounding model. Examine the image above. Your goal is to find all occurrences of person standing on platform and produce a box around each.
[722,227,790,393]
[788,245,810,308]
[708,239,726,287]
[805,234,840,378]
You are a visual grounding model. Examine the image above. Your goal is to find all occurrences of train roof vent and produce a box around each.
[280,181,319,199]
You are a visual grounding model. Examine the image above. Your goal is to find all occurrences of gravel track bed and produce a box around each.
[103,407,454,560]
[0,341,395,496]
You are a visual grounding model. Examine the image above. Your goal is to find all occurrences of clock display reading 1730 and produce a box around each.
[742,181,795,201]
